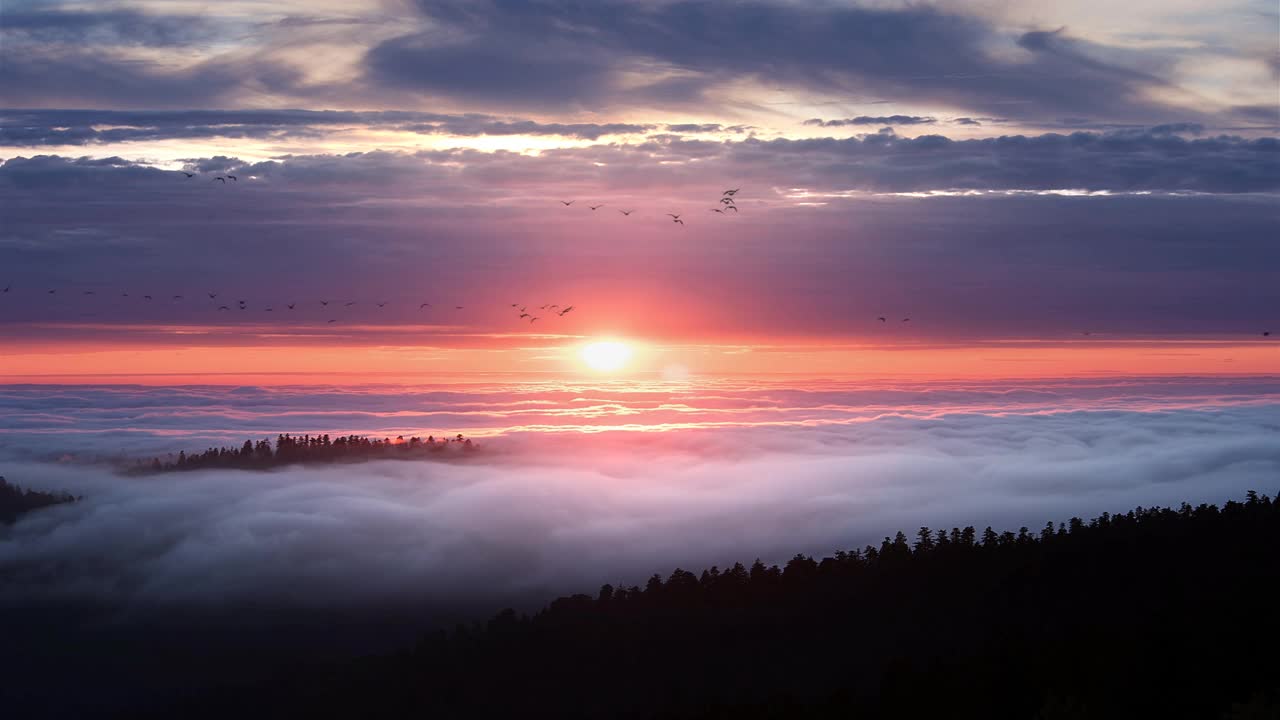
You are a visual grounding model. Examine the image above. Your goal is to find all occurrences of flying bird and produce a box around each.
[1,284,9,293]
[48,289,56,294]
[376,302,387,308]
[214,177,225,183]
[719,197,735,205]
[344,302,356,307]
[327,319,336,323]
[227,175,237,182]
[1265,331,1272,337]
[420,303,431,309]
[901,318,911,322]
[724,205,738,212]
[667,214,684,225]
[519,312,530,319]
[83,291,95,295]
[287,303,295,310]
[143,295,152,301]
[560,200,575,206]
[877,317,886,322]
[455,306,464,310]
[122,292,129,297]
[265,307,273,312]
[710,208,724,214]
[589,204,605,211]
[529,316,540,323]
[172,295,183,300]
[183,172,195,178]
[558,306,574,316]
[208,292,217,299]
[619,209,634,216]
[320,300,329,306]
[218,305,230,311]
[723,188,739,196]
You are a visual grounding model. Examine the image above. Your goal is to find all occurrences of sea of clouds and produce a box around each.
[3,376,1278,621]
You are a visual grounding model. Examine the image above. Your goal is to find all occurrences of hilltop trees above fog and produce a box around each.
[131,432,478,474]
[0,476,77,524]
[208,489,1280,720]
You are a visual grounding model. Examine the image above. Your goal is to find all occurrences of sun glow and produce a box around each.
[581,341,633,372]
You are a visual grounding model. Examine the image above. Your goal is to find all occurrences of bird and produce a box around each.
[902,318,911,322]
[720,197,735,205]
[344,302,356,307]
[540,304,549,310]
[239,305,246,311]
[1265,331,1272,337]
[320,300,329,306]
[218,305,230,311]
[454,306,464,310]
[724,205,738,212]
[419,303,431,309]
[1081,331,1093,336]
[558,306,574,316]
[877,317,887,322]
[589,204,605,211]
[517,305,526,312]
[208,292,217,299]
[327,319,336,323]
[214,177,225,183]
[143,295,152,301]
[183,172,195,178]
[667,214,684,225]
[619,209,634,216]
[172,295,183,300]
[287,303,295,310]
[560,200,575,206]
[121,292,129,297]
[723,188,739,196]
[227,175,237,182]
[48,289,56,294]
[264,307,273,312]
[1,284,9,293]
[549,304,560,309]
[376,302,387,308]
[529,316,540,323]
[83,291,95,295]
[710,208,724,214]
[519,312,530,319]
[238,299,246,305]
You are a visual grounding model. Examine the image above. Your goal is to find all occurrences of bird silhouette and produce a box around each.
[720,197,735,205]
[589,204,605,210]
[558,305,575,316]
[529,316,540,323]
[320,300,329,306]
[619,209,634,216]
[344,302,356,307]
[519,312,530,319]
[327,319,336,323]
[667,214,684,225]
[376,302,387,308]
[724,204,738,212]
[172,295,183,300]
[238,300,246,305]
[183,172,195,178]
[121,292,129,297]
[710,208,724,214]
[1265,331,1272,337]
[877,317,887,322]
[218,305,230,311]
[143,295,152,300]
[902,318,911,322]
[264,307,273,312]
[455,306,464,310]
[420,303,431,309]
[83,291,95,295]
[48,289,56,294]
[214,177,225,183]
[227,175,237,182]
[208,292,217,299]
[2,284,9,293]
[560,200,575,206]
[287,303,295,310]
[723,188,739,196]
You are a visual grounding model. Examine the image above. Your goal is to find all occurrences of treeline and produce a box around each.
[190,489,1280,719]
[128,433,479,474]
[0,476,78,524]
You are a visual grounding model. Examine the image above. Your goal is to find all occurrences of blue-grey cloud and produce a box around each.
[805,116,936,127]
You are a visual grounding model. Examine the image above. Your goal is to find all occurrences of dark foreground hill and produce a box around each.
[168,489,1279,720]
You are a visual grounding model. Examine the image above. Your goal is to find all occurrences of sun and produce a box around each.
[581,341,633,372]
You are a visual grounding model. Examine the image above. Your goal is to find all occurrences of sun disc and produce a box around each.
[581,341,632,372]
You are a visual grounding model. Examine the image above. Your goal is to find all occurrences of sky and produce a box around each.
[1,0,1278,380]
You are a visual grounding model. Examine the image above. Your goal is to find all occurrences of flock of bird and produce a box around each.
[560,188,741,226]
[0,283,579,328]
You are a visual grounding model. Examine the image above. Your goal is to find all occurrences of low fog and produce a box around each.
[5,405,1278,621]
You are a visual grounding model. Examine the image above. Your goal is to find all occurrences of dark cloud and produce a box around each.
[0,109,650,145]
[0,8,222,47]
[804,116,937,127]
[358,0,1199,123]
[953,117,982,126]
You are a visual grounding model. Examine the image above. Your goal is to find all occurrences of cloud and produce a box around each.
[0,109,652,146]
[3,391,1278,618]
[804,116,937,127]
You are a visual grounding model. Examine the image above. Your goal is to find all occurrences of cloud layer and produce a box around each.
[3,378,1278,618]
